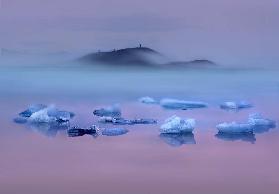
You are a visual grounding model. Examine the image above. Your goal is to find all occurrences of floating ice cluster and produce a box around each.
[93,104,121,117]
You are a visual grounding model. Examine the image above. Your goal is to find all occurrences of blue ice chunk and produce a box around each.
[68,125,99,137]
[160,98,207,110]
[216,122,253,133]
[138,96,157,104]
[19,104,47,117]
[29,122,69,137]
[93,104,121,117]
[220,101,253,110]
[215,132,256,144]
[102,128,129,136]
[160,133,196,147]
[160,115,195,134]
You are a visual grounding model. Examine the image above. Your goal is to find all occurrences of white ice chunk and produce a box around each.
[160,98,207,110]
[138,96,157,104]
[216,122,253,133]
[29,108,56,123]
[160,115,195,134]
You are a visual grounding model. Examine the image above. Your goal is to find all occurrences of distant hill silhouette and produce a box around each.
[79,47,216,67]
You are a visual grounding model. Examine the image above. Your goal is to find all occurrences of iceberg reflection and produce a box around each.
[159,133,196,147]
[215,132,256,144]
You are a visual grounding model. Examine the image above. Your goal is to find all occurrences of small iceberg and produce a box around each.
[216,113,276,134]
[19,104,47,117]
[18,105,74,123]
[102,128,129,136]
[138,96,157,104]
[93,104,121,117]
[216,122,253,133]
[29,122,69,137]
[160,98,207,110]
[28,106,73,123]
[160,115,195,134]
[99,117,157,125]
[160,133,196,147]
[220,101,252,110]
[68,125,99,137]
[215,132,256,144]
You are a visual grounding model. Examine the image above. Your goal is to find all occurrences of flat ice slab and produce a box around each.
[220,101,252,110]
[160,115,195,134]
[102,128,129,136]
[138,96,157,104]
[93,104,121,117]
[160,98,207,110]
[99,117,157,125]
[160,133,196,147]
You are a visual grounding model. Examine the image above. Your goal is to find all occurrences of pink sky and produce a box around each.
[1,0,279,66]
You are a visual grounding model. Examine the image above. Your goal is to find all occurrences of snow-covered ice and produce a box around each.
[102,128,129,136]
[220,101,252,110]
[160,133,196,147]
[19,104,47,117]
[138,96,157,104]
[93,104,121,117]
[160,98,207,110]
[160,115,195,134]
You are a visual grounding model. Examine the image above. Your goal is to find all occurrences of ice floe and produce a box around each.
[215,132,256,144]
[160,133,196,147]
[216,113,276,134]
[220,101,252,110]
[99,117,157,125]
[68,125,99,137]
[102,128,129,136]
[93,104,121,117]
[138,96,157,104]
[160,115,195,134]
[160,98,207,110]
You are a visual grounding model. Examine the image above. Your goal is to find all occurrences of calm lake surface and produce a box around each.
[0,65,279,194]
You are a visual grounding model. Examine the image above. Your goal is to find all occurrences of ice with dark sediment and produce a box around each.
[19,104,47,117]
[138,96,158,104]
[68,125,99,137]
[160,98,207,110]
[215,132,256,144]
[102,128,129,136]
[99,117,157,125]
[160,116,195,134]
[93,104,121,117]
[220,101,253,110]
[160,132,196,147]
